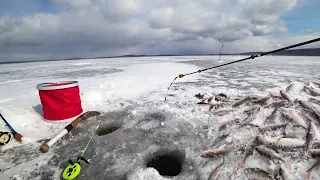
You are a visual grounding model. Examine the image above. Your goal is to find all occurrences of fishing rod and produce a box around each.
[218,39,224,62]
[164,37,320,102]
[62,125,99,180]
[0,113,23,142]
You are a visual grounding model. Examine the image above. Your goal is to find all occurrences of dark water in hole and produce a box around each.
[147,155,182,176]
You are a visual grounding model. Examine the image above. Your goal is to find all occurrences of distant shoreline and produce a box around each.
[1,48,319,64]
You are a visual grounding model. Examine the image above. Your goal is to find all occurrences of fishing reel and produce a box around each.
[62,157,89,180]
[0,131,11,145]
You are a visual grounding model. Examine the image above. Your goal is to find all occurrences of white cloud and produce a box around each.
[0,0,318,62]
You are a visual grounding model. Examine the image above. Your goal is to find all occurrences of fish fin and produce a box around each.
[197,101,208,105]
[209,105,214,111]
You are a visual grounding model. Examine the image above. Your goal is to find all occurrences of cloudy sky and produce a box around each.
[0,0,319,62]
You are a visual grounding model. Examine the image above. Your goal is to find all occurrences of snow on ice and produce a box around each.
[0,56,319,180]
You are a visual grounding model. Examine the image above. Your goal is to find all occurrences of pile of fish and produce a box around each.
[195,81,320,180]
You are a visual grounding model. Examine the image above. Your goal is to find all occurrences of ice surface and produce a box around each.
[0,56,319,180]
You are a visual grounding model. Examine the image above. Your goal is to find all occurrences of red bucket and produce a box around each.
[36,81,83,121]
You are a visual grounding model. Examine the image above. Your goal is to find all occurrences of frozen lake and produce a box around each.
[0,56,319,180]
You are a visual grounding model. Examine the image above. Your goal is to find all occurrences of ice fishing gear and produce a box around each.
[164,37,320,102]
[0,113,23,142]
[62,125,99,180]
[40,111,101,153]
[0,131,11,145]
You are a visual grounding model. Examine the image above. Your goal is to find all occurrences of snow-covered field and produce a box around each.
[0,56,319,180]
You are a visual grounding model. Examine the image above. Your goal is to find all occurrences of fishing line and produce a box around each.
[218,39,224,62]
[164,37,320,102]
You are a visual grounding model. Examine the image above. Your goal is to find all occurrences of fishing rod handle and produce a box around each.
[40,129,68,153]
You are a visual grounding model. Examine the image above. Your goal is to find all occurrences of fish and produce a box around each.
[312,140,320,149]
[257,135,278,148]
[309,149,320,157]
[306,121,312,150]
[218,119,240,132]
[305,85,320,96]
[250,93,271,105]
[258,123,288,131]
[245,168,272,180]
[240,136,259,167]
[255,145,286,162]
[280,90,293,104]
[213,110,233,116]
[264,100,287,108]
[232,96,257,107]
[310,121,320,141]
[312,81,320,88]
[297,100,320,120]
[270,93,285,102]
[279,163,293,180]
[282,109,308,129]
[210,130,230,147]
[275,138,305,149]
[208,157,225,180]
[285,83,293,92]
[310,97,320,106]
[200,146,233,158]
[241,107,260,126]
[265,103,286,121]
[307,158,320,173]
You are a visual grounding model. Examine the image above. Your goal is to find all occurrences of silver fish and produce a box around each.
[245,168,272,180]
[309,149,320,157]
[305,85,320,96]
[218,119,241,132]
[310,121,320,141]
[282,109,308,129]
[275,138,305,149]
[257,135,278,148]
[280,90,293,103]
[298,100,320,120]
[279,163,293,180]
[213,110,233,116]
[307,158,320,172]
[265,102,286,121]
[270,93,285,102]
[258,123,288,131]
[312,81,320,88]
[208,157,225,180]
[264,100,287,108]
[201,146,233,158]
[312,140,320,149]
[232,96,257,107]
[250,93,271,105]
[285,83,293,92]
[255,145,285,161]
[241,107,260,126]
[310,97,320,106]
[241,136,260,166]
